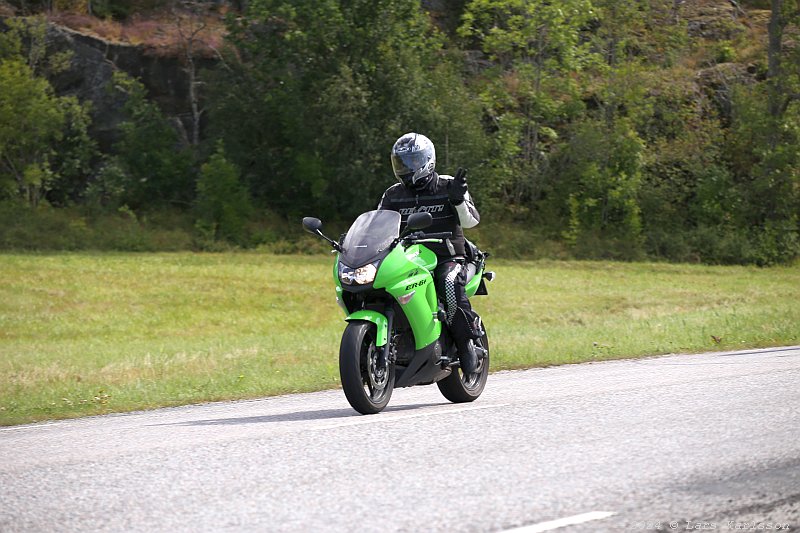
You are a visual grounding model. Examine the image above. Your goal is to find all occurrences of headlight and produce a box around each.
[354,263,377,284]
[339,262,378,285]
[339,264,355,285]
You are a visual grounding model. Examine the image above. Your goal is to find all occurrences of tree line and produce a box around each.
[1,0,799,264]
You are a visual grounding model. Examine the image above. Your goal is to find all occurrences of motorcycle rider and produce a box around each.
[378,132,484,374]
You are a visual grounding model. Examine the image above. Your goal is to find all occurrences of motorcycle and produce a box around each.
[302,209,495,414]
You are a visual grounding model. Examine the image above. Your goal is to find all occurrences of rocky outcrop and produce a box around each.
[683,1,750,40]
[696,62,759,121]
[421,0,466,35]
[45,23,216,150]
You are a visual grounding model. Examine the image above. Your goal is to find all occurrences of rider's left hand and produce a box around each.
[448,167,468,206]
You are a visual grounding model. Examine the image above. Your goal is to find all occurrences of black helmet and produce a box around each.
[390,133,436,189]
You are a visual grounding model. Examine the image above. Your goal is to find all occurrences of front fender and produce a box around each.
[345,310,388,347]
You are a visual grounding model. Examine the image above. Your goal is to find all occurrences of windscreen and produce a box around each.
[340,210,401,267]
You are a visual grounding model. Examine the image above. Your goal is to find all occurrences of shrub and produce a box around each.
[0,202,193,251]
[109,72,194,210]
[194,142,253,246]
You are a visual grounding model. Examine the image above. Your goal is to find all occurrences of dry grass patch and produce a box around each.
[50,8,226,56]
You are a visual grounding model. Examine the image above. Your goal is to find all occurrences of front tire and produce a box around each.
[437,330,489,403]
[340,321,395,414]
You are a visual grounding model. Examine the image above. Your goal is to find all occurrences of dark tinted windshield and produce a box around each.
[340,210,401,267]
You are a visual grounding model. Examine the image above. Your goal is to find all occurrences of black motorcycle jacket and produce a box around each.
[377,172,480,258]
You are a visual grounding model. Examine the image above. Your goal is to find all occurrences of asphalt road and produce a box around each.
[1,346,798,533]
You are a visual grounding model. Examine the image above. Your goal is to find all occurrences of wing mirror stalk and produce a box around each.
[302,217,342,252]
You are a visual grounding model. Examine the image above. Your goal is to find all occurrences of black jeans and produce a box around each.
[434,259,482,345]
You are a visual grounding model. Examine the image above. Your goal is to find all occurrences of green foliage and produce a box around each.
[0,16,74,78]
[0,2,798,265]
[628,69,733,261]
[713,41,737,64]
[195,142,253,245]
[723,85,800,265]
[557,119,645,259]
[89,0,136,19]
[48,96,98,206]
[559,1,701,262]
[459,0,595,68]
[109,71,194,210]
[460,0,595,210]
[640,0,689,67]
[0,58,65,205]
[0,202,194,251]
[0,16,95,208]
[84,158,127,211]
[211,0,488,220]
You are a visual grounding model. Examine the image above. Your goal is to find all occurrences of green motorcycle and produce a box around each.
[302,209,495,414]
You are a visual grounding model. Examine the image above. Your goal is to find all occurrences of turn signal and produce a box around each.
[397,291,416,305]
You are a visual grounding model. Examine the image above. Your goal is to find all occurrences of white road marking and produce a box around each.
[0,420,65,432]
[313,403,509,431]
[503,511,618,532]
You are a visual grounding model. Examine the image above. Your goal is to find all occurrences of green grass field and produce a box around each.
[1,252,799,426]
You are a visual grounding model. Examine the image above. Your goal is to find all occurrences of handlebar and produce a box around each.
[422,232,453,240]
[401,231,454,246]
[396,231,455,249]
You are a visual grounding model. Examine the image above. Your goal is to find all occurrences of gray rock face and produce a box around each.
[46,25,123,150]
[46,23,216,150]
[696,62,758,120]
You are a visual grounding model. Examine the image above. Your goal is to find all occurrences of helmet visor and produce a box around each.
[391,151,430,180]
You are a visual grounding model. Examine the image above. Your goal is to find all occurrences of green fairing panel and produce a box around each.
[384,272,441,350]
[334,286,347,314]
[333,255,347,314]
[345,310,388,346]
[332,254,343,294]
[410,245,437,272]
[332,254,340,286]
[374,245,441,350]
[465,266,484,298]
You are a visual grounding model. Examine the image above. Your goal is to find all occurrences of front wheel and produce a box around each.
[340,321,395,414]
[437,330,489,403]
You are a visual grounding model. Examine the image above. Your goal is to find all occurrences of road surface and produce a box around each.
[1,346,798,532]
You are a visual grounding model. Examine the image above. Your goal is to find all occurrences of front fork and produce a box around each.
[379,307,394,369]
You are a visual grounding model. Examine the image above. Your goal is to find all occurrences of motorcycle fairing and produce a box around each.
[393,340,451,388]
[374,243,441,350]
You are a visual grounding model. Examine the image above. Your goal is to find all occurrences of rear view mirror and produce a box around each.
[302,216,343,252]
[302,217,323,234]
[406,212,433,231]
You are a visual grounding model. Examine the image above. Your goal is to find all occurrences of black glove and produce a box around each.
[448,167,468,206]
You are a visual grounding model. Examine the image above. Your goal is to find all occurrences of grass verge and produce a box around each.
[1,252,798,425]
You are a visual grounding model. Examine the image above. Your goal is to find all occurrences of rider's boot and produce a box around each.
[452,308,483,374]
[457,339,479,374]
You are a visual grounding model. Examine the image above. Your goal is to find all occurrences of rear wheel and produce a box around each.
[340,321,395,414]
[437,330,489,403]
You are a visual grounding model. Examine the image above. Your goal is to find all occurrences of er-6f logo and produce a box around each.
[406,279,427,291]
